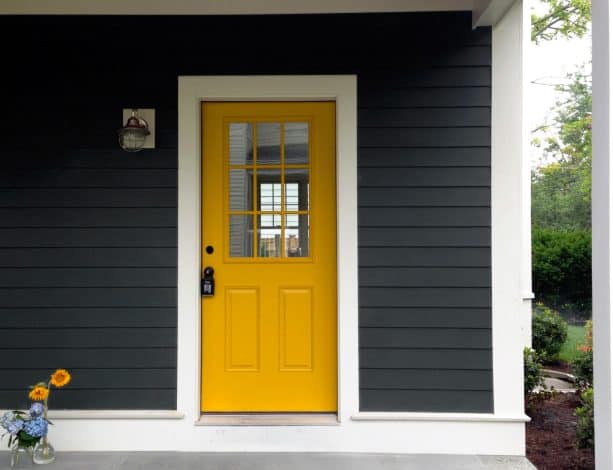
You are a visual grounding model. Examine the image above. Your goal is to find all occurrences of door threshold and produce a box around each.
[196,413,339,426]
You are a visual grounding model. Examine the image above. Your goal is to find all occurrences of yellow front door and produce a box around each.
[201,102,337,412]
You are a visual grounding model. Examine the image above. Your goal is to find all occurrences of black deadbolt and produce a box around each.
[205,245,214,254]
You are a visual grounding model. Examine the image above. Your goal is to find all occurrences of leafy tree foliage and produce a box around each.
[532,0,591,43]
[532,227,591,313]
[532,69,592,229]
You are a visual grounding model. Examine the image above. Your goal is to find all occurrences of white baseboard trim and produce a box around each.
[351,412,530,423]
[44,410,185,420]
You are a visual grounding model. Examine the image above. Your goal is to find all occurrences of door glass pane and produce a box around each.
[256,123,281,164]
[229,169,253,211]
[285,168,309,211]
[258,213,281,258]
[285,214,309,257]
[257,169,282,212]
[229,123,254,165]
[229,215,253,257]
[284,122,308,164]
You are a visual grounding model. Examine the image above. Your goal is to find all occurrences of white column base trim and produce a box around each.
[45,410,185,420]
[351,412,530,423]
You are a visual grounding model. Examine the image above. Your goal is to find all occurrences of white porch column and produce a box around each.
[593,1,613,468]
[491,0,530,421]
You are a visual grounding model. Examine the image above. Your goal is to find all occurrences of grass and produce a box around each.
[559,324,586,364]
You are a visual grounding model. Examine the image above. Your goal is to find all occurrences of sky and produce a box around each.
[527,3,592,168]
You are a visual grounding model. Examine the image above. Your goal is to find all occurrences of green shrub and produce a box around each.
[576,387,594,449]
[524,347,544,396]
[524,347,549,414]
[532,227,591,314]
[572,320,593,389]
[532,304,569,363]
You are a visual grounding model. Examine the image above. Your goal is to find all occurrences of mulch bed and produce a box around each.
[526,393,594,469]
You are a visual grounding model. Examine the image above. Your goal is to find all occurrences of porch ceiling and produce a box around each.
[1,0,513,26]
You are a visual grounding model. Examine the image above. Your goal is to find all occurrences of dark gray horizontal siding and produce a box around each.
[360,348,492,369]
[1,348,177,409]
[0,248,177,267]
[0,228,177,247]
[0,75,177,409]
[0,189,177,207]
[357,19,492,412]
[2,369,177,409]
[359,248,490,267]
[359,188,490,207]
[0,169,177,187]
[0,12,490,412]
[4,148,177,169]
[360,308,491,329]
[358,87,491,108]
[359,227,491,247]
[360,267,491,287]
[0,390,176,411]
[0,308,176,328]
[359,107,490,128]
[360,67,491,88]
[1,348,177,369]
[0,208,176,227]
[361,369,492,390]
[0,328,177,348]
[359,167,490,187]
[0,268,176,287]
[360,288,491,308]
[359,148,491,167]
[360,390,492,413]
[2,369,176,389]
[359,208,490,227]
[360,327,491,349]
[360,128,490,147]
[0,288,177,307]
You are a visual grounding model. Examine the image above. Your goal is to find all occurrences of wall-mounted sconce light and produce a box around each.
[118,108,155,152]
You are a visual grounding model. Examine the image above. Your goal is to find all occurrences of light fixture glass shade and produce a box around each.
[118,109,150,152]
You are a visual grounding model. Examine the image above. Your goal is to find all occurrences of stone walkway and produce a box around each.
[542,368,577,393]
[1,452,536,470]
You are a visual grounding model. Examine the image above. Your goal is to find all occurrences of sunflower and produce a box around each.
[50,369,71,388]
[29,386,49,401]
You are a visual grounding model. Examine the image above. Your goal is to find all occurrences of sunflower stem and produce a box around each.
[43,380,51,421]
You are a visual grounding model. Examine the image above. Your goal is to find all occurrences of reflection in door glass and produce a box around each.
[257,169,282,212]
[258,213,281,258]
[256,123,281,164]
[285,168,309,211]
[228,120,312,260]
[229,169,253,211]
[229,215,253,257]
[284,122,309,164]
[229,123,253,165]
[285,214,309,257]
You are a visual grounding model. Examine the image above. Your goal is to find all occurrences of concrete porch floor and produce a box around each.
[1,452,536,469]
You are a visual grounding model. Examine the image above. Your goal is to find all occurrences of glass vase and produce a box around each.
[32,437,55,465]
[10,445,33,468]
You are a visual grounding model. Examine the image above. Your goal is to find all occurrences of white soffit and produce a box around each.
[473,0,517,27]
[1,0,475,16]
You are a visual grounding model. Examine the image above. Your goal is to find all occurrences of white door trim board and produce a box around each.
[176,75,359,422]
